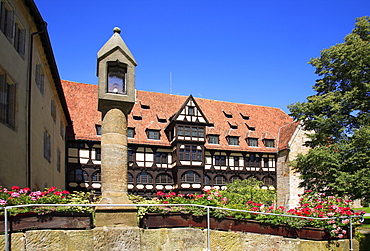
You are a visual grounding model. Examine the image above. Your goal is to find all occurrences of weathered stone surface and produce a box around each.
[0,227,360,251]
[95,211,137,227]
[65,230,93,251]
[25,230,67,250]
[93,226,140,251]
[141,228,205,251]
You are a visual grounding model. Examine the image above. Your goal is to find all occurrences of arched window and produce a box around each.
[69,169,88,182]
[262,176,274,186]
[128,172,134,183]
[181,171,200,183]
[136,172,153,184]
[203,175,211,185]
[156,173,173,184]
[214,175,226,185]
[91,171,101,182]
[229,175,242,183]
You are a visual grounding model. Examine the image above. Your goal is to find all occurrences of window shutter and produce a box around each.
[0,74,6,122]
[0,2,5,32]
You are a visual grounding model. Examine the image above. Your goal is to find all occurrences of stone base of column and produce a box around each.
[95,208,138,227]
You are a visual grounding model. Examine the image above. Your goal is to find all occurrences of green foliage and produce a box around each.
[288,16,370,203]
[220,178,276,206]
[0,186,99,216]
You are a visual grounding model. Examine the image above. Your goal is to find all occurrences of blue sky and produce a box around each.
[34,0,370,113]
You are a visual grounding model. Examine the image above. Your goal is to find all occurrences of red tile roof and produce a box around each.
[62,80,298,152]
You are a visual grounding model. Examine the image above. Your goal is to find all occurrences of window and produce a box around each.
[208,135,219,144]
[128,172,134,183]
[178,125,204,139]
[13,22,26,56]
[214,175,226,185]
[179,145,202,161]
[137,172,153,184]
[181,171,200,183]
[155,152,168,164]
[228,136,239,146]
[247,138,258,147]
[43,130,51,162]
[69,169,88,182]
[264,139,275,148]
[147,130,160,140]
[188,106,194,115]
[128,128,134,138]
[51,100,56,122]
[35,64,44,95]
[203,175,210,185]
[128,148,133,162]
[107,61,127,94]
[95,125,102,136]
[0,73,16,128]
[178,126,184,136]
[215,155,226,166]
[0,2,14,41]
[91,171,101,182]
[56,147,61,172]
[156,173,173,184]
[95,148,101,161]
[234,156,240,167]
[245,154,261,167]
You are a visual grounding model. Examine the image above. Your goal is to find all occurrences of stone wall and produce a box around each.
[0,227,358,251]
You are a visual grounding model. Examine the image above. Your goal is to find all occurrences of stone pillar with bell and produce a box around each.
[95,27,137,227]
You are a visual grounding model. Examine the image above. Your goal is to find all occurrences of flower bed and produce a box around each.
[140,213,349,240]
[0,186,98,232]
[131,183,365,240]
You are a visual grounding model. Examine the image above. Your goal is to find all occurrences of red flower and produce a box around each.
[11,186,20,190]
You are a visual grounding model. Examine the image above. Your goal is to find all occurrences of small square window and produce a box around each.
[247,138,258,147]
[264,139,275,148]
[188,106,194,115]
[148,130,160,140]
[228,136,239,146]
[209,135,219,144]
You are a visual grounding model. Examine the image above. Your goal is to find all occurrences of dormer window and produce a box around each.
[208,135,219,144]
[128,128,135,138]
[247,138,258,147]
[107,61,127,94]
[228,136,239,146]
[264,139,275,148]
[147,129,160,140]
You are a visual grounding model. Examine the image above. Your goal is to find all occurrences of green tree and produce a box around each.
[288,17,370,204]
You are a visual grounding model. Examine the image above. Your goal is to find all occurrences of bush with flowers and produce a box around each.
[0,186,99,216]
[131,182,365,238]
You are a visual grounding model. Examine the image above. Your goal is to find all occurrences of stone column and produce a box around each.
[99,108,130,204]
[95,108,137,227]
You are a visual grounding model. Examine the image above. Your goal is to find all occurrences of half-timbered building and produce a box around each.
[62,80,307,208]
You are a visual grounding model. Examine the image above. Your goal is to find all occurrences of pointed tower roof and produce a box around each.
[97,27,137,66]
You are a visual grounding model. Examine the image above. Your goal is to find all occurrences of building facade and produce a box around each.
[0,0,71,189]
[62,80,309,208]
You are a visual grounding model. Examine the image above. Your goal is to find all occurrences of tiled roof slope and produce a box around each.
[62,80,298,153]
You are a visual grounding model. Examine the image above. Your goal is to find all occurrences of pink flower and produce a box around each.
[10,192,20,197]
[341,219,349,224]
[0,199,6,205]
[338,234,344,238]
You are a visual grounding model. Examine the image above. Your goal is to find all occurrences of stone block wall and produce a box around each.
[0,227,358,251]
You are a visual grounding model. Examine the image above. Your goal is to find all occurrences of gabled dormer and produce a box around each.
[171,95,209,124]
[166,95,209,143]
